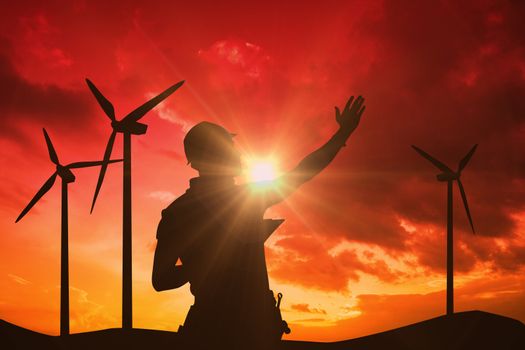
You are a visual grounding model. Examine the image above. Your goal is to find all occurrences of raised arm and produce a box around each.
[261,96,365,207]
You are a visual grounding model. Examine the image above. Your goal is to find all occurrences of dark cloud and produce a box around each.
[0,39,96,142]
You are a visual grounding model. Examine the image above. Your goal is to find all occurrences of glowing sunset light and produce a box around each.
[247,159,279,183]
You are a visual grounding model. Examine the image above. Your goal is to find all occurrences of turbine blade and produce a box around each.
[85,78,116,121]
[457,179,475,234]
[458,144,478,172]
[412,145,453,173]
[122,80,185,123]
[43,128,59,165]
[16,173,58,223]
[90,131,117,213]
[67,159,123,169]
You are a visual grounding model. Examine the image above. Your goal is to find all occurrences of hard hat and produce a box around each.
[184,122,236,165]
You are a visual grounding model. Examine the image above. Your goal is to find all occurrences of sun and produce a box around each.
[246,159,279,183]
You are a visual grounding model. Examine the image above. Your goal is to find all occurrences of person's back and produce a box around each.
[152,96,365,349]
[158,177,284,348]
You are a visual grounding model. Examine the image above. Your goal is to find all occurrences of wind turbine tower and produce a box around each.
[16,128,121,335]
[86,79,184,329]
[412,144,477,316]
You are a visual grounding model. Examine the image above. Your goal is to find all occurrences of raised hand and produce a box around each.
[335,95,365,133]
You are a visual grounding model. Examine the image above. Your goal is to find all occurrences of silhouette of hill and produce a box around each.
[2,311,524,350]
[286,311,525,350]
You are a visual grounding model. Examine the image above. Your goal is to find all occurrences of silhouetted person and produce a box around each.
[152,96,365,349]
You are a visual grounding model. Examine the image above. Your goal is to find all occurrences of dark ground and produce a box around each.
[2,311,525,350]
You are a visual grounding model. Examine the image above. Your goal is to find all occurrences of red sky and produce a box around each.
[1,0,524,341]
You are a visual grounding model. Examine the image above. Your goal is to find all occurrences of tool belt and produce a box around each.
[274,291,292,337]
[179,290,290,347]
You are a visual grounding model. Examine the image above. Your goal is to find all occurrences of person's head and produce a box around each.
[184,122,241,177]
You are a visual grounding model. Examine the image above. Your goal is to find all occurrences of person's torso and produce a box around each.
[166,179,270,304]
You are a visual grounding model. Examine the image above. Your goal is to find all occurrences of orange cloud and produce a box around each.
[291,303,327,315]
[288,273,525,341]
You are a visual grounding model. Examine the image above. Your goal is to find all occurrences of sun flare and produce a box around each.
[246,159,279,183]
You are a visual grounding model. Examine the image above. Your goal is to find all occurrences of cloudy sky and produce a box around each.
[1,0,524,341]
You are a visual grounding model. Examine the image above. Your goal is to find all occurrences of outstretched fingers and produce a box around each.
[358,105,366,117]
[335,106,341,118]
[344,96,355,113]
[335,106,342,124]
[335,95,366,129]
[349,96,364,115]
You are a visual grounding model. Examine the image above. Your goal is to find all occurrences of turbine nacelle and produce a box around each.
[437,172,459,182]
[57,165,76,183]
[111,120,148,135]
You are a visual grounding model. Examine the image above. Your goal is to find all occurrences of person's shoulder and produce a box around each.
[156,192,193,240]
[161,191,193,216]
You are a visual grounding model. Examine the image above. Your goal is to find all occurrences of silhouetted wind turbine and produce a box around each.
[412,144,477,316]
[85,78,184,329]
[15,128,122,336]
